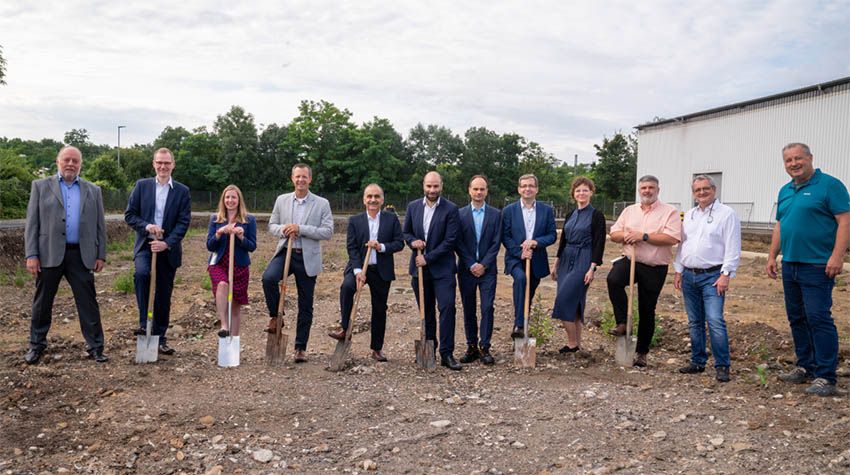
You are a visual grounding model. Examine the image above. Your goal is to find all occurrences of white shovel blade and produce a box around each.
[218,336,240,367]
[135,335,159,364]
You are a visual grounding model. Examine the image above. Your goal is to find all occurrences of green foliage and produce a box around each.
[599,303,661,348]
[0,44,6,85]
[591,132,637,201]
[107,233,135,254]
[0,265,29,287]
[756,363,768,388]
[85,153,128,190]
[200,274,212,291]
[113,271,134,294]
[528,294,556,346]
[0,149,35,218]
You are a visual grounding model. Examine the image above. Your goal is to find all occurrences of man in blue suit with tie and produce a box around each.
[125,148,192,356]
[502,174,557,338]
[403,171,462,370]
[455,175,501,365]
[329,184,404,362]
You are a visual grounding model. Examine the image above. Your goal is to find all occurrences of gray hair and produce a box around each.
[57,145,82,159]
[691,175,716,189]
[782,142,812,157]
[363,183,384,197]
[638,175,659,185]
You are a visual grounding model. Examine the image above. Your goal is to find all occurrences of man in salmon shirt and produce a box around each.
[607,175,682,368]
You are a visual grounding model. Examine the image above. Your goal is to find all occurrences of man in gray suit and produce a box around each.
[24,146,107,364]
[262,163,333,363]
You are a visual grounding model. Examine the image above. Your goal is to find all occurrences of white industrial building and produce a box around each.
[634,76,850,227]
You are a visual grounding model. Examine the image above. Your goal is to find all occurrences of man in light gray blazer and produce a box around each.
[262,163,333,362]
[24,146,107,364]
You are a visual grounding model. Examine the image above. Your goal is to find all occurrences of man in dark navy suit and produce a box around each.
[403,171,462,370]
[125,147,192,355]
[455,175,501,365]
[502,174,557,338]
[329,184,404,362]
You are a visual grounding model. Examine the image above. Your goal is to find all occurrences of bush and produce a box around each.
[528,294,556,346]
[600,303,661,348]
[113,271,134,294]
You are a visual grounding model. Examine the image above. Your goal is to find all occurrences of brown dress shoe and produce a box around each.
[371,350,388,362]
[265,317,278,334]
[328,328,346,341]
[293,349,307,363]
[608,324,627,336]
[633,352,647,368]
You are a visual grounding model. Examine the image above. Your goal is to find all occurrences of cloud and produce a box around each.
[1,0,848,163]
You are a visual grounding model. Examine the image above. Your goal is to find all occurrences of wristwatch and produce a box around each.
[642,233,649,242]
[721,270,730,276]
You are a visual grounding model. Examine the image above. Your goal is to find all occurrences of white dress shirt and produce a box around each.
[673,200,742,277]
[290,194,308,249]
[354,212,386,275]
[521,201,536,241]
[422,197,441,239]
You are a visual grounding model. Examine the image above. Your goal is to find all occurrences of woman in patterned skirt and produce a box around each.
[550,177,606,353]
[206,185,257,337]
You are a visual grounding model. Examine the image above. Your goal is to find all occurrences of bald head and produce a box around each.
[423,171,443,203]
[56,146,83,183]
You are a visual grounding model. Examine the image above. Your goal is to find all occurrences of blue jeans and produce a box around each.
[682,269,730,368]
[781,261,838,384]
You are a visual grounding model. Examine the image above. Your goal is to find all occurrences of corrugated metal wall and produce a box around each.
[637,84,850,224]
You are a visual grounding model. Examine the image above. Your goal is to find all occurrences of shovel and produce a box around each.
[514,258,537,368]
[615,248,638,366]
[329,246,373,371]
[135,250,160,364]
[413,249,436,370]
[265,243,293,365]
[218,234,240,367]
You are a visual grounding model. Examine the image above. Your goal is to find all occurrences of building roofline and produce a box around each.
[634,76,850,131]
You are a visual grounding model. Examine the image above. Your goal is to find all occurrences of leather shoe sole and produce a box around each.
[158,345,175,355]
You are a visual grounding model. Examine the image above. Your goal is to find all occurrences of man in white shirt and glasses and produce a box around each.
[673,175,741,382]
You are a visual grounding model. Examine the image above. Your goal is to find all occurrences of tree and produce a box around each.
[405,123,465,169]
[172,127,223,191]
[352,117,410,195]
[0,149,35,218]
[153,126,192,155]
[591,132,637,201]
[214,106,262,190]
[84,153,128,190]
[257,123,291,189]
[121,146,154,184]
[0,45,7,85]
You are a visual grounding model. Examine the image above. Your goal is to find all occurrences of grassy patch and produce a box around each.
[0,265,30,287]
[113,271,134,294]
[107,233,135,254]
[200,274,211,291]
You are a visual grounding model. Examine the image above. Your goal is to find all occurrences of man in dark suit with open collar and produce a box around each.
[455,175,501,365]
[24,146,108,364]
[125,147,192,356]
[502,174,557,338]
[329,184,404,361]
[403,171,462,370]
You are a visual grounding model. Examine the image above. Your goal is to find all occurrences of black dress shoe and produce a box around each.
[133,328,146,336]
[510,327,524,339]
[480,349,495,366]
[678,363,705,374]
[24,347,44,365]
[158,343,175,355]
[716,366,731,382]
[608,324,627,336]
[459,346,480,364]
[371,350,388,362]
[559,345,580,354]
[217,329,230,338]
[440,354,462,371]
[89,349,109,363]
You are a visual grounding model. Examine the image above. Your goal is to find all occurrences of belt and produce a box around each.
[284,247,302,254]
[66,243,80,250]
[684,264,722,274]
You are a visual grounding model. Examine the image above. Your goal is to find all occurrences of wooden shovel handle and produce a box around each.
[275,243,295,333]
[344,246,372,341]
[227,231,236,327]
[147,250,157,324]
[523,258,531,336]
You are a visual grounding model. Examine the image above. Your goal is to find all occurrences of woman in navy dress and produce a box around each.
[206,185,257,338]
[551,177,606,353]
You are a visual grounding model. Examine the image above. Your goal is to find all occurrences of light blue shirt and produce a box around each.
[291,194,308,249]
[154,177,172,233]
[58,174,81,244]
[471,203,486,261]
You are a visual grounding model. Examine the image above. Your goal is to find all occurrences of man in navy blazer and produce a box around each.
[403,171,462,370]
[125,147,191,355]
[455,175,501,365]
[329,184,404,361]
[502,174,557,338]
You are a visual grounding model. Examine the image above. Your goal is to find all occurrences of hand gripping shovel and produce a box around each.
[514,258,537,368]
[135,251,159,363]
[265,244,293,365]
[413,249,436,370]
[329,246,373,371]
[218,234,240,367]
[615,247,638,366]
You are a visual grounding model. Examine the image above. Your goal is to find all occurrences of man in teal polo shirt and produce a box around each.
[766,142,850,397]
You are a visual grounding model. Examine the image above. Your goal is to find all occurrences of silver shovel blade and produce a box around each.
[218,336,240,367]
[615,335,636,367]
[135,335,159,364]
[328,340,352,371]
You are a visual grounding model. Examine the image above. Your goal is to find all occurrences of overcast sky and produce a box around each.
[1,0,848,163]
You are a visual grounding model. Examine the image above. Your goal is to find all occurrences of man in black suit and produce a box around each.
[403,171,462,370]
[125,147,192,355]
[455,175,501,365]
[329,184,404,361]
